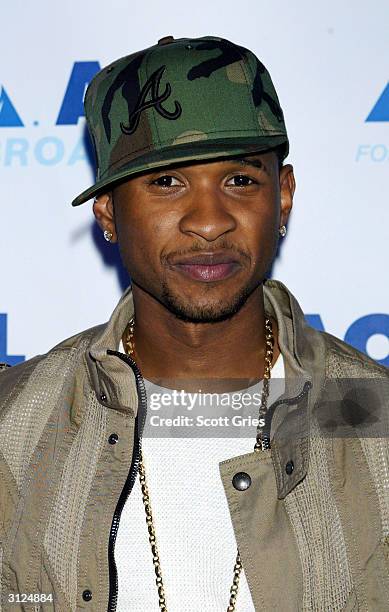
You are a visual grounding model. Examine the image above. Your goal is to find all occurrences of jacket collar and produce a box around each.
[86,284,137,415]
[85,279,326,498]
[262,279,326,497]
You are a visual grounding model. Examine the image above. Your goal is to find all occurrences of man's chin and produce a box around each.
[160,285,258,324]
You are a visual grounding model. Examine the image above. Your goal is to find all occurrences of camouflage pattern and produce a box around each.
[72,35,289,206]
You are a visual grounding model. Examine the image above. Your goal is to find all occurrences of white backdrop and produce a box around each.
[1,0,388,366]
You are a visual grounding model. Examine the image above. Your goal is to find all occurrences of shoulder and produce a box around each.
[0,323,104,415]
[318,329,388,379]
[310,330,389,439]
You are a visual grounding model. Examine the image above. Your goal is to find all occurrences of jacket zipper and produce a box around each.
[105,349,312,610]
[106,350,148,612]
[261,380,312,448]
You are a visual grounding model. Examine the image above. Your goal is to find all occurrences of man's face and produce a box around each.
[95,152,294,323]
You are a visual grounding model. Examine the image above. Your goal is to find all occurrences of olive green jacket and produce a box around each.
[0,279,388,611]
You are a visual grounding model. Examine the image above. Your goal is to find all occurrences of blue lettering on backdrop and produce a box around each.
[0,87,24,127]
[366,82,389,122]
[4,138,28,165]
[345,314,389,367]
[2,137,89,166]
[34,136,65,165]
[356,83,389,161]
[56,62,101,125]
[355,144,389,162]
[304,314,325,332]
[0,62,101,130]
[0,61,101,167]
[307,313,389,367]
[0,314,25,365]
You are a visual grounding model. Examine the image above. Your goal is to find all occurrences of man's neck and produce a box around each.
[126,284,280,392]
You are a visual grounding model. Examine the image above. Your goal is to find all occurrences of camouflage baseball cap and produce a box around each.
[72,35,289,206]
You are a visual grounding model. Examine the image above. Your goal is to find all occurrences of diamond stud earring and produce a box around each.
[103,229,113,242]
[279,225,287,237]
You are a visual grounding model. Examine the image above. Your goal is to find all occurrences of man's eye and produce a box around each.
[227,175,256,187]
[152,175,181,188]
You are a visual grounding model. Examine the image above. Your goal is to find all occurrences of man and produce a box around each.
[0,35,388,612]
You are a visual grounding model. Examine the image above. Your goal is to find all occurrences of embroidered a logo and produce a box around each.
[120,65,182,135]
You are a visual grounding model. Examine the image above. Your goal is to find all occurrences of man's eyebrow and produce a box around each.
[225,157,270,175]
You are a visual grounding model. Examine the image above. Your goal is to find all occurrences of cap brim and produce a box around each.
[71,136,288,206]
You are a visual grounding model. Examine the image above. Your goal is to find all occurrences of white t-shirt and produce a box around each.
[115,341,285,611]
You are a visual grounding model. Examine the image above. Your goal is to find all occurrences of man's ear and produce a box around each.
[279,164,295,228]
[92,192,117,243]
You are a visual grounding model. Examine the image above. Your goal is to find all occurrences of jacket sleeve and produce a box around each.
[0,357,44,544]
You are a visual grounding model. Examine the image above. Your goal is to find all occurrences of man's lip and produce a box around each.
[168,251,241,265]
[171,262,242,282]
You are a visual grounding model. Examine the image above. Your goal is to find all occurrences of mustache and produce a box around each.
[162,242,251,265]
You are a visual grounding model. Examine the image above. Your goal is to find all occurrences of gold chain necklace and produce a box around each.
[124,315,274,612]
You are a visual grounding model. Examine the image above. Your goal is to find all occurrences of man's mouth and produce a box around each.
[168,251,242,282]
[175,262,241,281]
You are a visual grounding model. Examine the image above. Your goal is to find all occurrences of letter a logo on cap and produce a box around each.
[121,65,182,135]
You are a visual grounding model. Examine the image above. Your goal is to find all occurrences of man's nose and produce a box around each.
[178,185,237,242]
